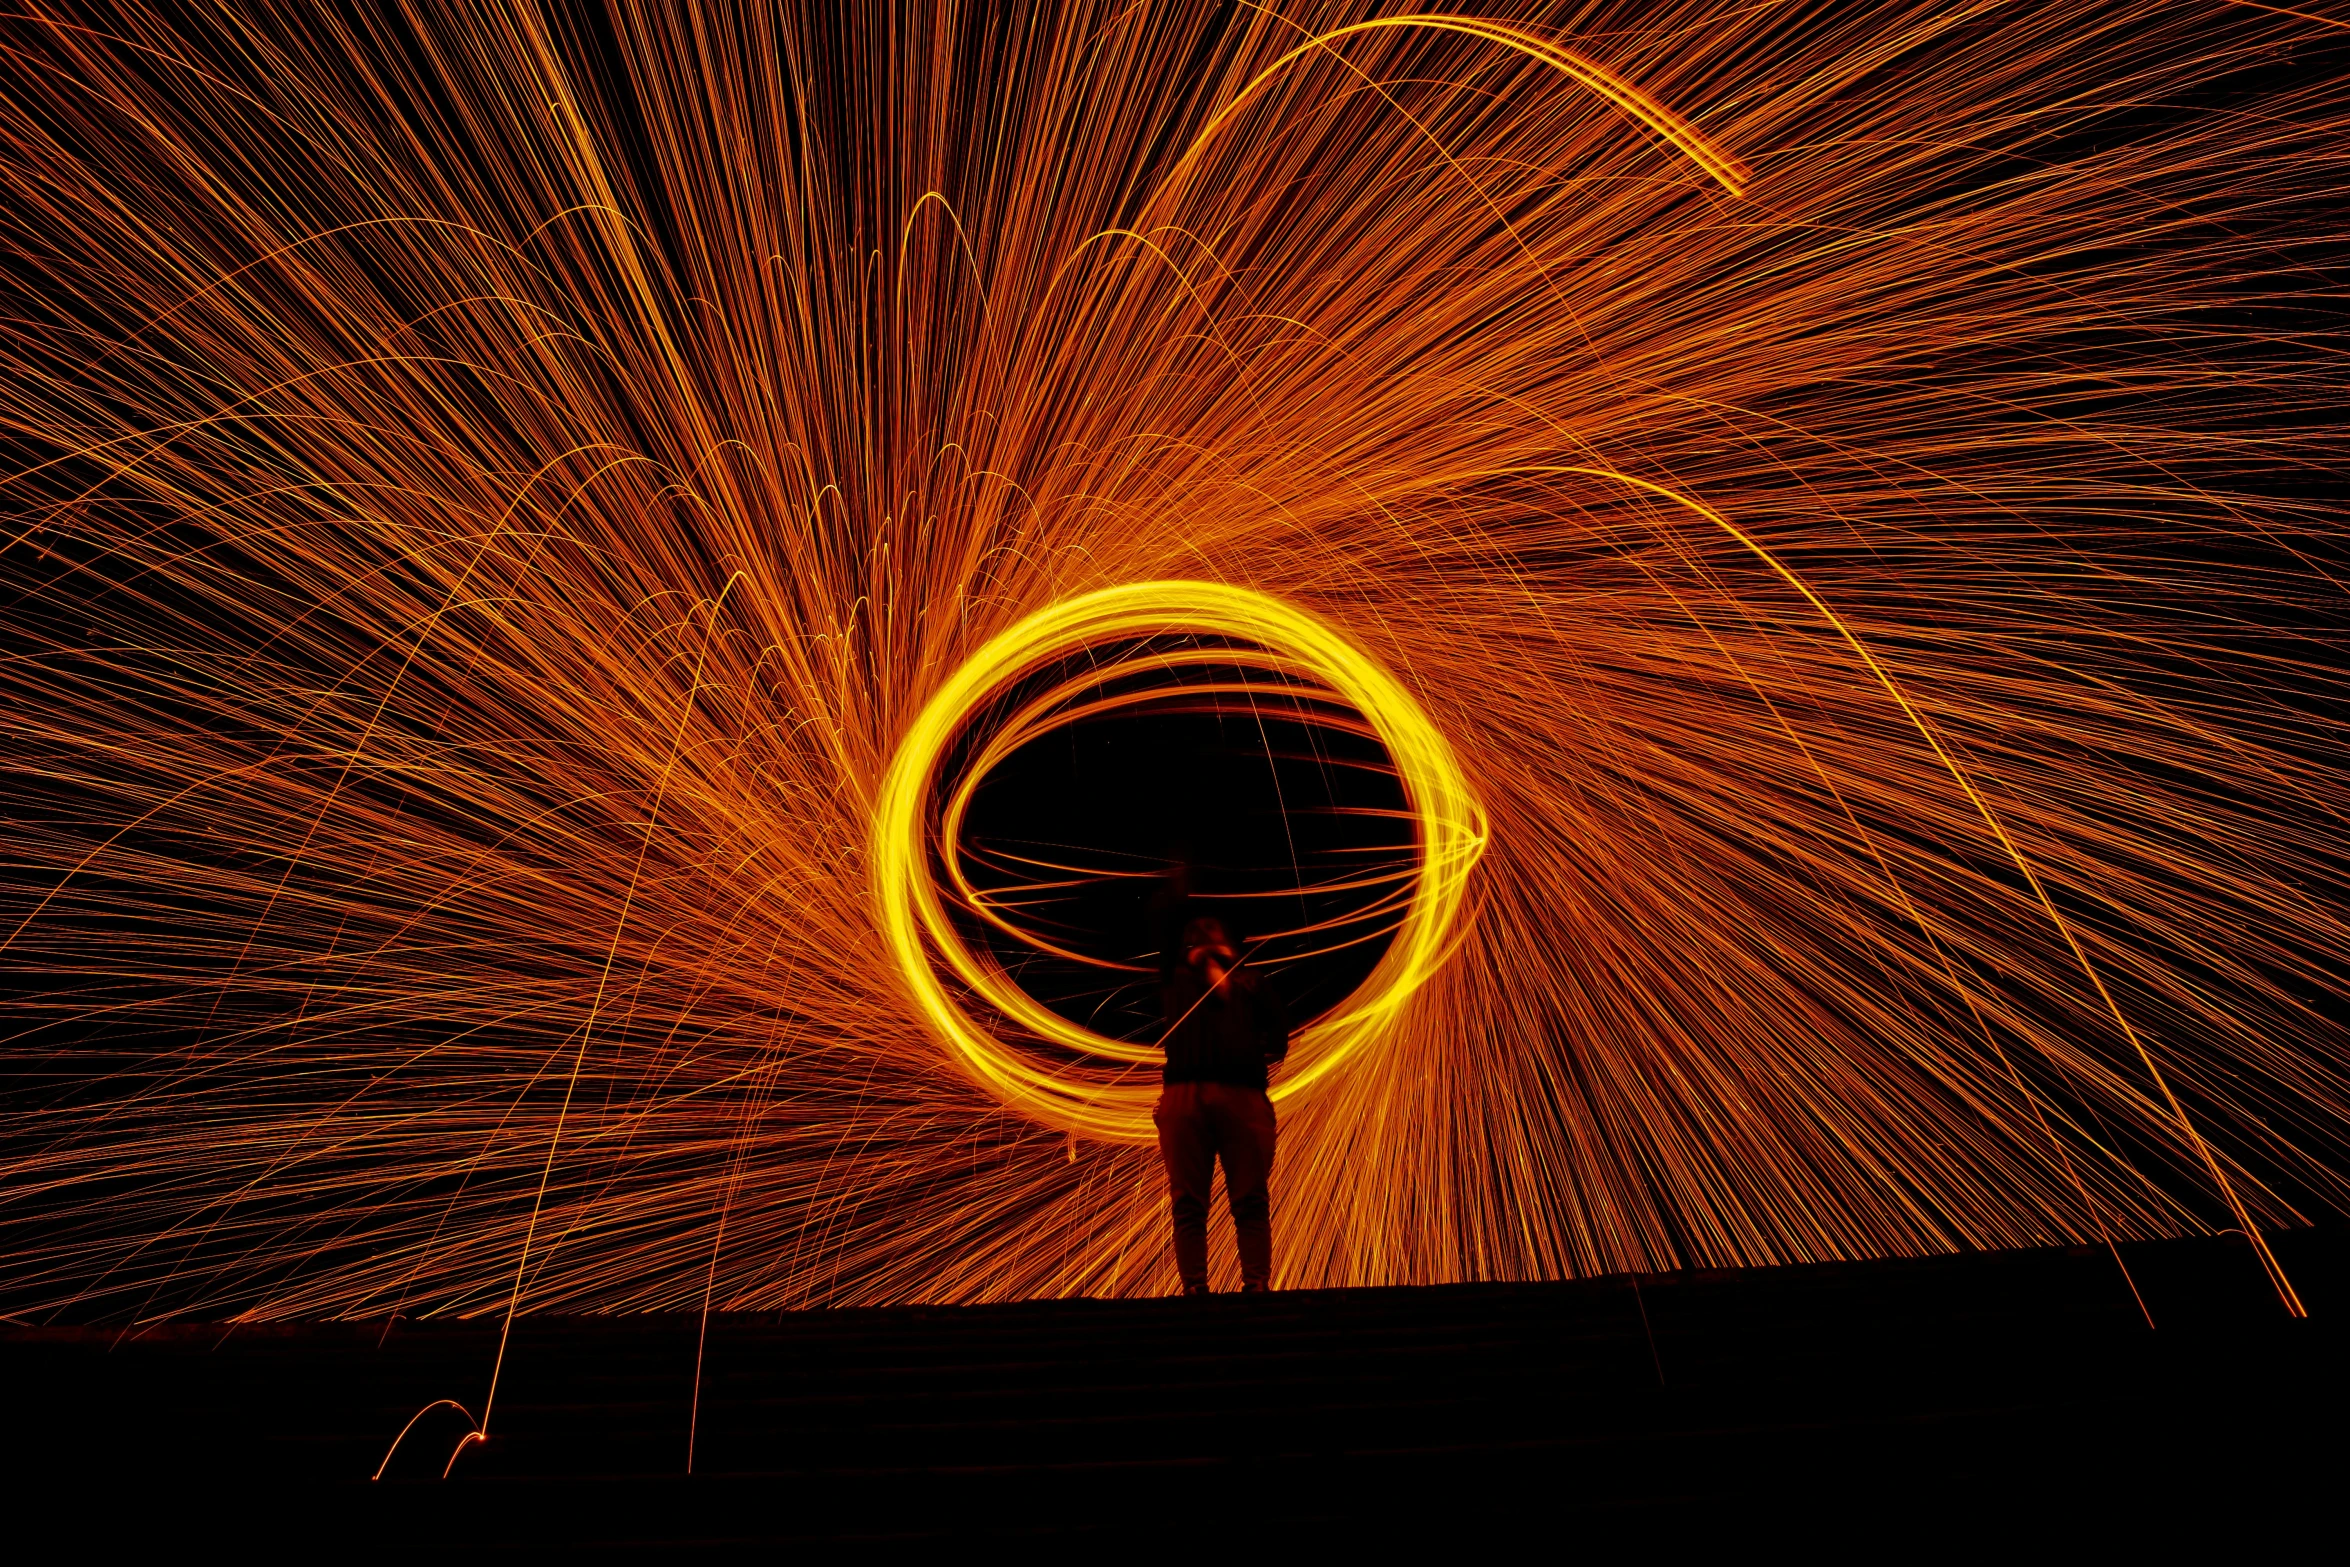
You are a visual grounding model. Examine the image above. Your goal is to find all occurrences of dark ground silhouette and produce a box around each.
[8,1227,2343,1550]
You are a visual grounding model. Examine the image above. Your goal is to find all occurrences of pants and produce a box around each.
[1153,1080,1277,1290]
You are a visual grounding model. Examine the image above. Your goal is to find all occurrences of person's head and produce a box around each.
[1181,915,1236,969]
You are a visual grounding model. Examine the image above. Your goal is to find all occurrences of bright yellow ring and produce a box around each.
[872,580,1487,1140]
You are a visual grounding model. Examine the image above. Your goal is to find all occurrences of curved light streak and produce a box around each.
[1168,11,1753,197]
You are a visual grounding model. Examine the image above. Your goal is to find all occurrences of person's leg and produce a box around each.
[1209,1084,1278,1290]
[1153,1083,1214,1292]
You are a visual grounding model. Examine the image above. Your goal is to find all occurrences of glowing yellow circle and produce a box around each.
[872,580,1486,1140]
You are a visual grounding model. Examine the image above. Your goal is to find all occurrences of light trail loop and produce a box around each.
[873,581,1486,1140]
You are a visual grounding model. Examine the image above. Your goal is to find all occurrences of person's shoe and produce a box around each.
[1181,1282,1211,1297]
[1240,1281,1270,1293]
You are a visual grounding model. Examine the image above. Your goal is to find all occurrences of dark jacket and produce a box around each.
[1159,963,1289,1088]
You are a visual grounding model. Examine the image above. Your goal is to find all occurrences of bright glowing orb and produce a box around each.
[872,580,1487,1139]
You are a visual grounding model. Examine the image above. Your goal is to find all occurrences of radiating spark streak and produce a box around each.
[1530,460,2305,1312]
[481,575,750,1442]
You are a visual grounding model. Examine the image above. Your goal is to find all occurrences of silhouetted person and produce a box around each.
[1154,905,1288,1294]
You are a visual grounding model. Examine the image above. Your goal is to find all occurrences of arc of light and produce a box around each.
[898,190,990,319]
[369,1398,476,1482]
[1529,463,2302,1315]
[1158,12,1750,201]
[469,570,755,1458]
[872,580,1486,1141]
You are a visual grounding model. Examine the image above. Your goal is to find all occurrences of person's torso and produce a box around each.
[1160,976,1273,1087]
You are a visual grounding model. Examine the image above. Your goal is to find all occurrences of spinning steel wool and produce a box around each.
[2,0,2347,1326]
